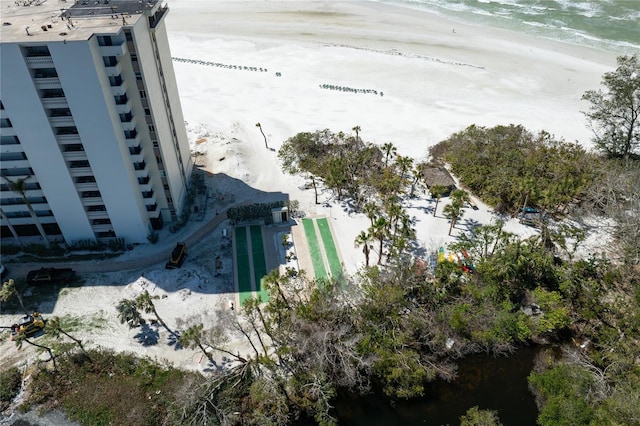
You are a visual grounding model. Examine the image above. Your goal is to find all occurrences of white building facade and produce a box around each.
[0,0,192,245]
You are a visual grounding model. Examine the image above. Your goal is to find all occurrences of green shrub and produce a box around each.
[0,367,22,411]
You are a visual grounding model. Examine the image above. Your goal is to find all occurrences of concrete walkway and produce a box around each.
[6,211,229,278]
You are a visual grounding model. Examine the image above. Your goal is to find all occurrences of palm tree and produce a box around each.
[135,290,178,338]
[443,199,464,235]
[451,189,470,206]
[354,231,373,267]
[363,202,379,227]
[382,142,397,168]
[1,279,29,316]
[256,122,268,149]
[409,165,424,198]
[116,298,143,328]
[0,207,22,248]
[370,216,388,265]
[3,176,49,248]
[430,185,447,217]
[352,125,361,148]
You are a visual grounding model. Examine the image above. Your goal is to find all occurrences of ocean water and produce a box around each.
[378,0,640,54]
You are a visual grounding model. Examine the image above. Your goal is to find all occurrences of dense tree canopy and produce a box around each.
[430,124,599,215]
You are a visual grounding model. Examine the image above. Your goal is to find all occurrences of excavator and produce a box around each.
[7,312,45,340]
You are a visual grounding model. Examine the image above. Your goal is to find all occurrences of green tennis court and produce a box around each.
[302,218,328,282]
[316,218,343,282]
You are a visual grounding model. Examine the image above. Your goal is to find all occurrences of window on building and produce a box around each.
[56,126,78,135]
[63,144,84,152]
[129,145,141,155]
[148,124,155,133]
[1,167,33,176]
[138,175,150,184]
[92,218,112,225]
[142,190,154,199]
[102,56,118,67]
[69,160,90,168]
[144,108,150,115]
[97,35,114,46]
[124,129,137,139]
[119,112,133,122]
[75,176,96,184]
[114,94,128,105]
[49,108,72,117]
[0,100,4,109]
[81,191,101,198]
[24,46,51,57]
[41,88,65,98]
[135,72,142,81]
[130,52,138,61]
[139,90,147,98]
[133,161,146,171]
[87,205,106,212]
[109,75,123,87]
[0,182,40,192]
[124,30,133,42]
[0,136,20,145]
[33,68,58,78]
[145,203,158,212]
[0,118,12,128]
[97,231,116,238]
[0,152,27,161]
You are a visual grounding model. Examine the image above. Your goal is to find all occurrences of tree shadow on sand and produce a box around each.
[134,324,159,346]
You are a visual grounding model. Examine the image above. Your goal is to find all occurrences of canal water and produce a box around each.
[334,346,539,425]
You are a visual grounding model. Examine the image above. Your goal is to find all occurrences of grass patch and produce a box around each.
[27,349,204,426]
[0,367,22,411]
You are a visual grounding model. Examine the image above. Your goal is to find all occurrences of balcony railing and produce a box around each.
[41,98,68,108]
[25,56,54,67]
[100,43,127,57]
[34,77,61,89]
[49,116,75,126]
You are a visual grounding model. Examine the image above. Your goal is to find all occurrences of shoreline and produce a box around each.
[166,0,620,156]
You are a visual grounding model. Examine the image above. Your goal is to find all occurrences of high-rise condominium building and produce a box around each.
[0,0,192,246]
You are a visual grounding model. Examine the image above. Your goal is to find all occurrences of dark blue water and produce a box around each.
[335,346,539,425]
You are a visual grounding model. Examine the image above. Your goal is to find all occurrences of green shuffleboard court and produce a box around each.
[316,217,343,282]
[302,218,328,282]
[250,225,269,302]
[235,225,270,306]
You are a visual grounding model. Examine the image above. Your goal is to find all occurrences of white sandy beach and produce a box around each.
[0,0,622,386]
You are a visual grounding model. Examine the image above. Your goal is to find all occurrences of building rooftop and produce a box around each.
[0,0,161,42]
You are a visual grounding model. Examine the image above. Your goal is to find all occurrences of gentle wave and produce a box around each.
[375,0,640,54]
